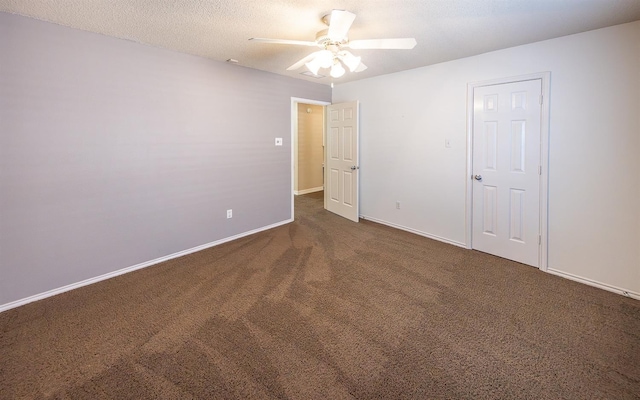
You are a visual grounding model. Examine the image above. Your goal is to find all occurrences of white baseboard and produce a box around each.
[0,219,293,313]
[547,268,640,300]
[294,186,323,195]
[361,217,638,302]
[360,215,466,248]
[5,218,634,313]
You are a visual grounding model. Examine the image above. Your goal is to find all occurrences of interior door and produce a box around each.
[325,101,359,222]
[472,79,542,266]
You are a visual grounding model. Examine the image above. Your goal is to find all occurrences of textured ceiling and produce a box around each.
[2,0,640,85]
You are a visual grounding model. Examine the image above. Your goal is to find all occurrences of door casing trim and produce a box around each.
[465,72,551,271]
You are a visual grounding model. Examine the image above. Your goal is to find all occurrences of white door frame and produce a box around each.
[290,97,331,220]
[465,72,551,271]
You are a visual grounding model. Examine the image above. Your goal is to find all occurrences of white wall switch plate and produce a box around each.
[227,209,232,218]
[275,138,283,146]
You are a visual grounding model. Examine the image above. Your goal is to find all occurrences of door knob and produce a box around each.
[350,166,359,170]
[473,175,482,181]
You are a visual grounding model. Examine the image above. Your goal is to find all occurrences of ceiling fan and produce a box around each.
[249,10,417,78]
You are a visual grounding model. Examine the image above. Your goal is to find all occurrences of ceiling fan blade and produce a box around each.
[348,38,417,50]
[286,51,322,71]
[249,38,317,46]
[354,62,368,72]
[328,10,356,41]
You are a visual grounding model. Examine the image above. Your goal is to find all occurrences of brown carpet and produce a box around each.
[1,192,639,399]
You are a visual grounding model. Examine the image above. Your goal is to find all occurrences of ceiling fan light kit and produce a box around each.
[304,58,321,75]
[304,49,334,74]
[330,60,346,78]
[340,51,362,72]
[249,10,417,79]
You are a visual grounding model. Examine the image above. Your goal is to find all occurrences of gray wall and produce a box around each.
[0,12,331,306]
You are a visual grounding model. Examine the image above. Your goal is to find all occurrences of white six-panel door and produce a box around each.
[472,80,542,266]
[325,101,359,222]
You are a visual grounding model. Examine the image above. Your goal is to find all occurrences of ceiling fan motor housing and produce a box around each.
[315,29,346,47]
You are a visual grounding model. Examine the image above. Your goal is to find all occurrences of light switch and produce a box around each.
[445,139,451,148]
[275,138,283,146]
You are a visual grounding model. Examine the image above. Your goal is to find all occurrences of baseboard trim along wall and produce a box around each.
[294,186,324,196]
[361,216,639,301]
[547,268,640,300]
[360,215,467,248]
[4,216,635,313]
[0,219,293,313]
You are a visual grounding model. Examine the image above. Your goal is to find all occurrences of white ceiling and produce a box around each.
[2,1,640,85]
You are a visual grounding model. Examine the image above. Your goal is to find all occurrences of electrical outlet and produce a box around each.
[275,137,283,146]
[227,209,232,219]
[396,201,401,209]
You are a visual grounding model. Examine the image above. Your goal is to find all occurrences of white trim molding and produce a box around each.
[465,72,551,271]
[360,215,467,248]
[0,219,292,313]
[547,268,640,300]
[294,186,324,195]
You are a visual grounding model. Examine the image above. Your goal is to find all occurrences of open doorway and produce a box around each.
[294,103,325,196]
[291,97,330,219]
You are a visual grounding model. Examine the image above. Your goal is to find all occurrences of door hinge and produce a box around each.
[538,235,541,245]
[538,165,542,175]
